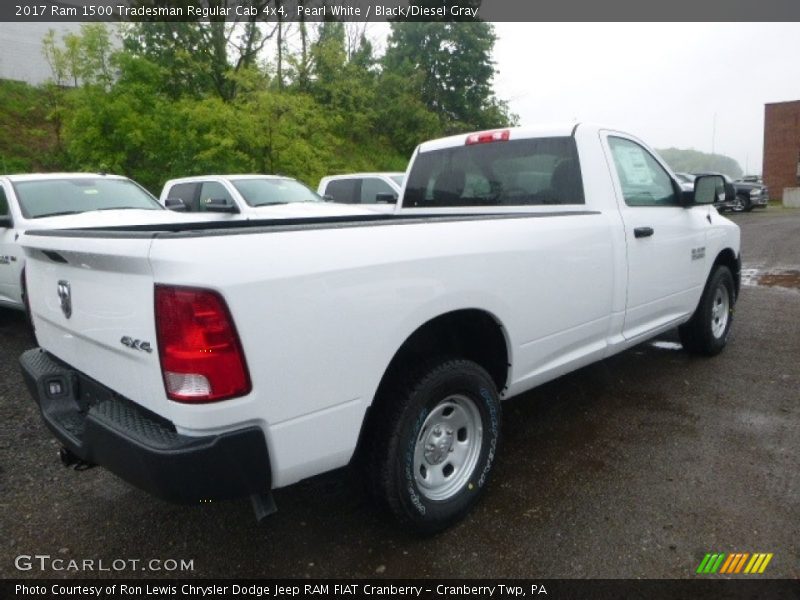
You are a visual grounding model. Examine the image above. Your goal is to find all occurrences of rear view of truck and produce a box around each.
[19,232,271,505]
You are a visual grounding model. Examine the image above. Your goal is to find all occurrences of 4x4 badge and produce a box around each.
[120,336,153,353]
[57,280,71,319]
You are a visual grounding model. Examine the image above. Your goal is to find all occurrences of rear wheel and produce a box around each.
[367,359,501,534]
[679,266,735,356]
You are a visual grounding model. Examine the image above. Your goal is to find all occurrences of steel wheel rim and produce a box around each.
[413,394,483,501]
[732,197,744,212]
[710,284,730,338]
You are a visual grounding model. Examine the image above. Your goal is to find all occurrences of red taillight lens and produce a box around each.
[465,129,510,145]
[154,285,251,403]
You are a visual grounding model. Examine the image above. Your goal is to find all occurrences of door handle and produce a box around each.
[634,226,654,238]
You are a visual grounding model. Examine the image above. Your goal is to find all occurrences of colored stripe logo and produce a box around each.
[696,552,773,574]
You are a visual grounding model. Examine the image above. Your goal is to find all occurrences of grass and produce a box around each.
[0,80,61,173]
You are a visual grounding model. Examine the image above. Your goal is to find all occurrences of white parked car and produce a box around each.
[20,125,739,533]
[160,175,377,219]
[317,172,405,212]
[0,173,202,313]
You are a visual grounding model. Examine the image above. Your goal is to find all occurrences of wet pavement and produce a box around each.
[1,208,798,579]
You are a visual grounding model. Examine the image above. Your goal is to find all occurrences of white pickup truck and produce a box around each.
[317,172,405,212]
[159,174,374,219]
[20,125,740,532]
[0,173,198,313]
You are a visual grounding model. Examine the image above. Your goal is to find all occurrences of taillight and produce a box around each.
[465,129,510,145]
[154,285,251,403]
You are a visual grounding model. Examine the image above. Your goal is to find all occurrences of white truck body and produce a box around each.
[20,125,740,527]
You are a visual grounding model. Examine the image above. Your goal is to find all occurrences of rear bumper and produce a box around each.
[20,348,271,504]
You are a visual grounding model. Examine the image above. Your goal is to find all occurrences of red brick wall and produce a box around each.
[763,101,800,199]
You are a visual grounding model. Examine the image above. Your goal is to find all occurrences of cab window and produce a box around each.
[360,178,396,204]
[0,186,9,216]
[167,183,200,212]
[608,137,679,207]
[198,181,234,211]
[325,179,359,204]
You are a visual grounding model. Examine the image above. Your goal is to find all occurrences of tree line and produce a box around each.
[20,14,516,193]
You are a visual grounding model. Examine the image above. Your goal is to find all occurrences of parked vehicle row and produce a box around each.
[0,173,199,312]
[159,175,377,219]
[18,124,741,533]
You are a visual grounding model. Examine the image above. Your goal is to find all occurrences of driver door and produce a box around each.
[602,133,712,340]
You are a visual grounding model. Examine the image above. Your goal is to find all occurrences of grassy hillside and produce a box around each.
[0,80,61,174]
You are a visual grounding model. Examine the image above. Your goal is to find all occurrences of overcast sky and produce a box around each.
[492,23,800,174]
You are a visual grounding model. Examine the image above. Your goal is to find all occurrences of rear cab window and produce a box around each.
[403,136,585,208]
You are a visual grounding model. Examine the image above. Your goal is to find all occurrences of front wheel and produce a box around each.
[679,266,735,356]
[367,359,501,534]
[731,195,751,213]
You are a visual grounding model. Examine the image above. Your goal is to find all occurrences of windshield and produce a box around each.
[231,178,321,206]
[14,178,162,219]
[390,175,404,186]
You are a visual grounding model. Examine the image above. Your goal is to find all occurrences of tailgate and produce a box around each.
[21,232,168,417]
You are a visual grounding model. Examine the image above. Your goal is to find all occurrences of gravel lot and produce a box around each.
[1,208,798,579]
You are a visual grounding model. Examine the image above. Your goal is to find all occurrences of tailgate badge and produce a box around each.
[121,336,153,353]
[57,280,72,319]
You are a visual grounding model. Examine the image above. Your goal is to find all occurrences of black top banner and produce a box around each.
[3,0,800,22]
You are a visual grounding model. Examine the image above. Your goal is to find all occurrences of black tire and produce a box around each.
[679,266,735,356]
[732,194,751,213]
[367,358,501,534]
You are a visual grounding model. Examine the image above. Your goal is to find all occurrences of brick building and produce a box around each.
[763,100,800,199]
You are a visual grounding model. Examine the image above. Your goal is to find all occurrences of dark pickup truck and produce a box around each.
[694,173,769,212]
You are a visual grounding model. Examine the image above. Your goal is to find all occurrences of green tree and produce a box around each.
[383,20,515,133]
[123,1,274,101]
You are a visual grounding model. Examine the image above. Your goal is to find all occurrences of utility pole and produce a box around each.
[711,112,717,155]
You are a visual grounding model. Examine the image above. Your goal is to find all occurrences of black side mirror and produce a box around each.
[723,182,736,202]
[0,215,11,227]
[164,198,188,212]
[203,198,239,213]
[322,194,334,202]
[691,175,730,206]
[375,193,398,204]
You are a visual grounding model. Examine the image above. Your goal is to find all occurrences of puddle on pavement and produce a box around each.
[741,267,800,291]
[650,341,683,351]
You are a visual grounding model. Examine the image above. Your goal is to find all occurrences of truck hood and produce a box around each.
[23,209,205,231]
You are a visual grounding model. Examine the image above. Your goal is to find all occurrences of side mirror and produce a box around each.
[322,194,334,202]
[375,193,398,204]
[164,198,188,212]
[692,175,730,206]
[0,215,11,228]
[203,197,239,213]
[723,181,736,202]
